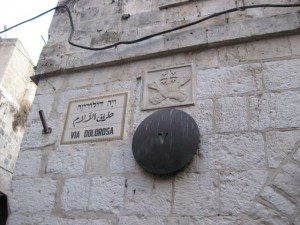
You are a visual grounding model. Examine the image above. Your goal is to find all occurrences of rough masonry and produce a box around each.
[7,0,300,224]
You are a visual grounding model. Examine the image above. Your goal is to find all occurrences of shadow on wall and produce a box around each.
[0,192,8,225]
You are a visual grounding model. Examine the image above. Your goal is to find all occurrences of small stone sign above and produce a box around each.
[142,64,195,110]
[61,92,128,144]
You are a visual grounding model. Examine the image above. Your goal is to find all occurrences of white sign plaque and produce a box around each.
[61,92,128,144]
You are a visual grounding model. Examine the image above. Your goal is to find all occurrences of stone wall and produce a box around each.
[7,0,300,224]
[0,39,36,194]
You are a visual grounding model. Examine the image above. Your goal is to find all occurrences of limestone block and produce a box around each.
[164,27,207,50]
[190,216,243,225]
[79,7,100,21]
[21,119,59,149]
[64,70,94,89]
[173,172,218,216]
[249,91,300,130]
[93,64,130,85]
[265,130,300,168]
[197,63,263,98]
[249,203,290,225]
[14,150,42,176]
[89,176,125,213]
[9,178,56,213]
[36,74,66,95]
[219,170,268,214]
[165,2,199,23]
[191,48,219,69]
[123,0,160,14]
[182,99,213,134]
[216,97,248,132]
[0,170,13,194]
[200,0,236,16]
[124,175,172,216]
[166,216,189,225]
[260,186,296,215]
[56,88,90,117]
[246,37,291,61]
[7,214,115,225]
[263,59,300,91]
[281,161,300,182]
[85,145,110,175]
[218,43,247,66]
[110,142,141,174]
[118,216,165,225]
[293,146,300,163]
[290,34,300,55]
[294,213,300,225]
[118,36,164,60]
[61,178,90,211]
[46,147,86,175]
[159,0,190,9]
[203,133,265,170]
[273,172,300,203]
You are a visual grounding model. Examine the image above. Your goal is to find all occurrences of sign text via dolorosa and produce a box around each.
[61,93,128,144]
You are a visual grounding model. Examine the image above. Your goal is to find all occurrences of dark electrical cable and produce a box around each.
[0,6,59,34]
[1,3,300,51]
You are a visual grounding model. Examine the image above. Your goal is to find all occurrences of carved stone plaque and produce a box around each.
[61,92,128,144]
[142,64,195,110]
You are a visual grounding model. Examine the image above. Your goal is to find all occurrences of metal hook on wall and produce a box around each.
[39,110,52,134]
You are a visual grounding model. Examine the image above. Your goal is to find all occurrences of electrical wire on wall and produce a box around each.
[0,3,300,51]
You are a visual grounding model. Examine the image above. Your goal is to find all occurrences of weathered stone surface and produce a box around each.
[191,48,219,69]
[265,130,300,168]
[61,178,90,211]
[64,70,94,88]
[181,99,213,134]
[260,186,296,215]
[173,172,218,216]
[249,203,290,225]
[0,170,13,194]
[294,213,300,225]
[27,93,55,121]
[190,216,242,225]
[14,150,42,176]
[89,176,125,213]
[218,43,247,66]
[124,175,172,216]
[216,97,248,132]
[85,145,110,175]
[202,133,265,170]
[9,178,56,213]
[249,91,300,130]
[36,76,66,95]
[263,59,300,91]
[21,120,59,149]
[273,172,300,202]
[281,160,300,182]
[166,216,189,225]
[220,170,268,214]
[290,34,300,55]
[293,146,300,163]
[46,146,86,175]
[110,142,141,174]
[164,27,207,50]
[197,63,263,98]
[7,214,115,225]
[118,216,165,225]
[246,37,291,61]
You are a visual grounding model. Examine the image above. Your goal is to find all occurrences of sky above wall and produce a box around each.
[0,0,58,65]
